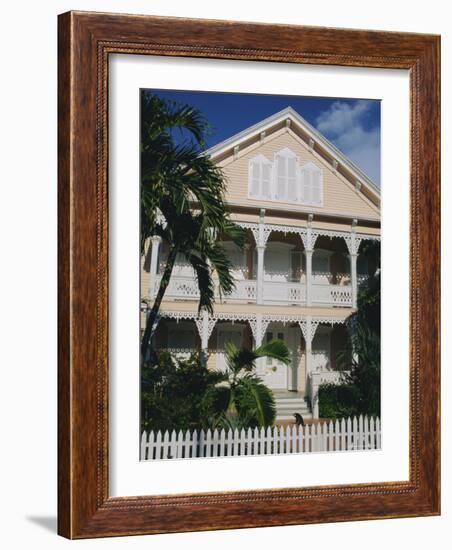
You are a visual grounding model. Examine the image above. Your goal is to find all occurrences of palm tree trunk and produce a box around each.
[141,246,178,363]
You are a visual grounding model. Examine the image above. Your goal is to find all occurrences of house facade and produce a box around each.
[141,107,380,420]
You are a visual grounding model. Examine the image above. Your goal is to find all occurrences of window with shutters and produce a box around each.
[248,149,323,206]
[248,154,272,200]
[300,162,323,206]
[274,147,297,201]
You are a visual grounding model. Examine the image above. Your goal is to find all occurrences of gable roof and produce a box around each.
[205,107,380,208]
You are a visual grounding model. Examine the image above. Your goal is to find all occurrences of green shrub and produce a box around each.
[140,352,225,433]
[318,383,360,419]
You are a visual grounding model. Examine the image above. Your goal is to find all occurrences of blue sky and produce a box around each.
[146,89,381,185]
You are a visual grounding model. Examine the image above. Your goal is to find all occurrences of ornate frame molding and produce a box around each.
[58,11,440,539]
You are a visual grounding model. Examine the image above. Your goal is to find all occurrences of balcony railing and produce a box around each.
[262,281,306,304]
[311,284,352,306]
[155,273,353,307]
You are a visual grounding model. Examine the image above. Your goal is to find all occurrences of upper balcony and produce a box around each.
[149,228,374,309]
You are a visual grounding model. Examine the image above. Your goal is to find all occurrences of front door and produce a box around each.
[258,326,288,389]
[217,326,243,372]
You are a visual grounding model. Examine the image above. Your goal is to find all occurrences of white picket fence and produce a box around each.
[141,415,380,461]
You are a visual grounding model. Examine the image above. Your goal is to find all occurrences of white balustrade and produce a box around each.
[223,279,257,301]
[311,284,352,306]
[157,272,352,306]
[155,275,200,300]
[263,281,306,304]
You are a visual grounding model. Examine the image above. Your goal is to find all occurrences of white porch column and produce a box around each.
[256,209,267,305]
[305,248,313,307]
[304,316,313,380]
[300,315,319,418]
[195,311,216,364]
[201,310,209,351]
[346,317,359,366]
[255,314,267,375]
[255,314,263,347]
[347,221,361,309]
[304,215,316,307]
[149,235,162,300]
[349,252,358,309]
[256,247,265,304]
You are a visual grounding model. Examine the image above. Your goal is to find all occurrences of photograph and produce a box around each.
[139,89,381,460]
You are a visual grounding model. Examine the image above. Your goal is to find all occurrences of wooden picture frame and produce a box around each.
[58,11,440,539]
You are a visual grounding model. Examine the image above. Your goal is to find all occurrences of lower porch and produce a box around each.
[152,315,351,421]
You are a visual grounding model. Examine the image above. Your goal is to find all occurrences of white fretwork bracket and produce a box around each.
[300,231,319,252]
[298,319,320,345]
[345,233,363,256]
[194,317,204,340]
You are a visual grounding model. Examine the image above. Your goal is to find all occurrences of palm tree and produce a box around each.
[140,92,244,361]
[212,340,291,429]
[335,244,381,416]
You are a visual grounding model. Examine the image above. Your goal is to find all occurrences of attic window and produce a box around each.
[300,162,322,206]
[275,148,297,201]
[249,154,272,199]
[248,148,323,206]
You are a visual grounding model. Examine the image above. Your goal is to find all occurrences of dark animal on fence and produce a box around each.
[293,413,305,427]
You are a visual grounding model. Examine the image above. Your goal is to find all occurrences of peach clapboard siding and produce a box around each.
[141,238,151,304]
[219,128,380,220]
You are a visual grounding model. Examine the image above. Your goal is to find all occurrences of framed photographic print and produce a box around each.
[58,11,440,538]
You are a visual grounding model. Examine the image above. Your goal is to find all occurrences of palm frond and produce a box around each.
[236,376,276,427]
[187,251,215,314]
[254,339,291,365]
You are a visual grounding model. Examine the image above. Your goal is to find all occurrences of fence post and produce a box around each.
[162,430,170,459]
[233,429,239,456]
[198,429,204,458]
[170,430,177,459]
[358,415,364,450]
[369,417,375,450]
[346,418,352,450]
[226,429,233,456]
[220,429,226,457]
[290,425,296,454]
[376,417,381,449]
[141,431,148,461]
[352,417,359,450]
[205,429,212,458]
[212,429,219,457]
[363,415,370,450]
[297,424,303,453]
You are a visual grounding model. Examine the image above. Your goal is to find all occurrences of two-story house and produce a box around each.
[141,107,380,421]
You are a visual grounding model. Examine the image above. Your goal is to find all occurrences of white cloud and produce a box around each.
[315,101,380,185]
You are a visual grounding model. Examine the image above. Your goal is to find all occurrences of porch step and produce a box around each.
[273,392,312,421]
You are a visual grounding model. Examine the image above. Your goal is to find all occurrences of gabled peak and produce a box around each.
[205,106,380,208]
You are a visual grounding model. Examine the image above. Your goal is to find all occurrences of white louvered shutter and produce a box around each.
[250,161,261,197]
[287,156,297,201]
[302,168,312,204]
[262,162,272,198]
[276,156,287,199]
[312,169,322,204]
